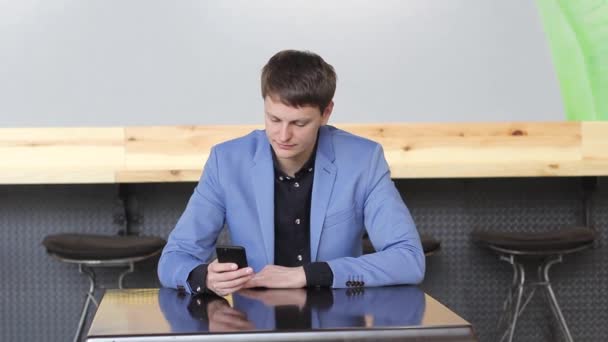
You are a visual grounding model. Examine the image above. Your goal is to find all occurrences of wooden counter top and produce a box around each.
[1,122,607,184]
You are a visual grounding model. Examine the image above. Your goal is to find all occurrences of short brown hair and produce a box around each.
[261,50,336,113]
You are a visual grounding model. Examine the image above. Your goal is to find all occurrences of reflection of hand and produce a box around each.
[207,299,254,332]
[239,288,308,309]
[206,259,254,296]
[243,265,306,289]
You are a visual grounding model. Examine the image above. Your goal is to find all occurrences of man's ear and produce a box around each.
[321,101,334,125]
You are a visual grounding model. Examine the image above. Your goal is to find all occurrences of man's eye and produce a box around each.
[271,118,280,122]
[294,122,306,127]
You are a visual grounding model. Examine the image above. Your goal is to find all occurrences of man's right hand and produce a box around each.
[206,259,254,296]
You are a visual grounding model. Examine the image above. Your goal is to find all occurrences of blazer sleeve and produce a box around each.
[158,147,226,293]
[326,144,425,287]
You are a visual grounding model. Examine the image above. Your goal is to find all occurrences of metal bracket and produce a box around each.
[113,184,143,235]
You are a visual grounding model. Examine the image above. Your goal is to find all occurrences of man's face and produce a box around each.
[264,96,332,166]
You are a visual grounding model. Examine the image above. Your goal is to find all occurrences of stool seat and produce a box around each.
[420,234,441,255]
[472,226,596,254]
[363,233,440,256]
[42,233,166,260]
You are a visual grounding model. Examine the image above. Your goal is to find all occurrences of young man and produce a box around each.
[158,50,425,296]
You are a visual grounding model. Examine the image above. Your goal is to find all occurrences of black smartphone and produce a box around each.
[216,245,248,269]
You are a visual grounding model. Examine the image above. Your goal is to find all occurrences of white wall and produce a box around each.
[0,0,564,126]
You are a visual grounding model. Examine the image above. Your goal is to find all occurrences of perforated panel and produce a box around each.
[1,178,606,341]
[398,178,608,342]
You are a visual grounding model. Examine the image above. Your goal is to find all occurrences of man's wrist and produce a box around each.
[293,266,307,288]
[302,262,334,287]
[187,263,209,294]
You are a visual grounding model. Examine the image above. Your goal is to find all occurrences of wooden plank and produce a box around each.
[339,122,581,163]
[339,122,585,178]
[124,125,262,170]
[2,169,118,184]
[582,121,608,160]
[115,169,202,183]
[1,122,607,184]
[0,128,124,184]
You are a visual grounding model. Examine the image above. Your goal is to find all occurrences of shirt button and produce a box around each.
[297,255,303,261]
[279,176,284,181]
[285,176,291,180]
[196,286,201,293]
[294,182,300,188]
[308,168,313,172]
[295,218,301,225]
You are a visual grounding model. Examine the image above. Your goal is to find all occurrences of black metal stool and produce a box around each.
[471,177,598,342]
[42,233,166,342]
[472,227,595,342]
[363,233,441,256]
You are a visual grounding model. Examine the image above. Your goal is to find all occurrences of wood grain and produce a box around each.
[0,128,124,184]
[1,122,606,184]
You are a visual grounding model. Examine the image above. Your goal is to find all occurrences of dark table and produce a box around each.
[87,286,477,341]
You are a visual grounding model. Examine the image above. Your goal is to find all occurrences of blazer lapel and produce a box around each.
[310,126,336,262]
[251,138,274,265]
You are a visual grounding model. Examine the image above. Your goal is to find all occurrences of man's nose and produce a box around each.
[279,124,292,142]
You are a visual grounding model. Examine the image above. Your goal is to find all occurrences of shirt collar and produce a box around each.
[271,132,319,179]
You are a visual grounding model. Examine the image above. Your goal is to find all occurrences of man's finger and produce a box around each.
[218,283,252,295]
[213,267,253,282]
[209,262,239,273]
[215,274,254,290]
[243,277,262,288]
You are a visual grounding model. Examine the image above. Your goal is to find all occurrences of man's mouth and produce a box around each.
[277,143,296,150]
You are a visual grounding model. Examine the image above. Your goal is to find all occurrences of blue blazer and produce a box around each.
[158,125,425,292]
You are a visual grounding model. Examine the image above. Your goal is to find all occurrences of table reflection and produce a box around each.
[158,286,425,333]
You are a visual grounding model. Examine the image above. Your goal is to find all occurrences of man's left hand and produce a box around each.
[244,265,306,289]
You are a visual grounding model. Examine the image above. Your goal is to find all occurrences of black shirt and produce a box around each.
[272,147,333,287]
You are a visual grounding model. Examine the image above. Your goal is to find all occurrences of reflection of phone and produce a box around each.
[216,245,248,269]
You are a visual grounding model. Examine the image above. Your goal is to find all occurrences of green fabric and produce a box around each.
[536,0,608,120]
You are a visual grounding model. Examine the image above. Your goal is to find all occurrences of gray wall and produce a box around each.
[0,0,564,126]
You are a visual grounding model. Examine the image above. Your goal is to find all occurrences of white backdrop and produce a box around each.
[0,0,564,126]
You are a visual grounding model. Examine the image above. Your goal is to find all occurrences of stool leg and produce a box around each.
[497,255,527,342]
[117,262,135,289]
[507,262,525,342]
[541,255,574,342]
[538,263,562,339]
[74,264,97,342]
[496,255,518,332]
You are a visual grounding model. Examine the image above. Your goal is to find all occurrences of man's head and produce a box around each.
[261,50,336,170]
[261,50,336,114]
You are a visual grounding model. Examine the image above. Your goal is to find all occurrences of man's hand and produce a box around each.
[206,259,254,296]
[244,265,306,289]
